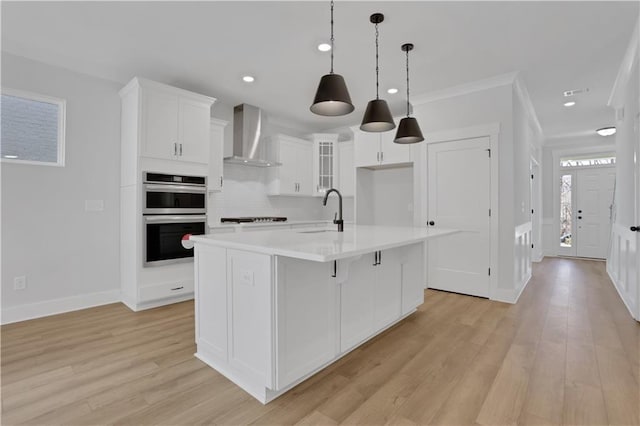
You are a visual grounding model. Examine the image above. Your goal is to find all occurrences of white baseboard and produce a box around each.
[122,293,194,312]
[1,289,121,325]
[606,268,638,321]
[491,272,532,304]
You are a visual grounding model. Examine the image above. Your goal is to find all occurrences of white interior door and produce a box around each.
[575,167,615,258]
[427,137,491,298]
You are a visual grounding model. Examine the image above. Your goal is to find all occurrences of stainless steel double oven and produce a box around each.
[142,172,207,266]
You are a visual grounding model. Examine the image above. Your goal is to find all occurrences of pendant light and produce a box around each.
[310,0,354,116]
[360,13,395,132]
[394,43,424,144]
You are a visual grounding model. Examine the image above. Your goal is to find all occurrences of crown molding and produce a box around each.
[411,72,518,106]
[608,18,639,108]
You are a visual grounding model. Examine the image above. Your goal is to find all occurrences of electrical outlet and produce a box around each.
[14,276,26,291]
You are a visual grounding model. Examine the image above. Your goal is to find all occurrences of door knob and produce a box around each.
[631,226,639,232]
[428,221,435,226]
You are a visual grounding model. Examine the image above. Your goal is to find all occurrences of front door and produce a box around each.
[427,137,491,298]
[559,166,615,258]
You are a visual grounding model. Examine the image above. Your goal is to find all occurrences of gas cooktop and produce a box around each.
[221,217,288,224]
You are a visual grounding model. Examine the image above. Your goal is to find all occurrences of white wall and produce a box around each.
[1,53,122,323]
[355,166,414,226]
[607,20,639,320]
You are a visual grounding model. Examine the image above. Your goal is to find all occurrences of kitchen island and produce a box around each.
[189,225,457,403]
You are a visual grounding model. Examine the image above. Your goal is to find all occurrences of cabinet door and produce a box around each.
[278,139,299,195]
[338,141,355,197]
[276,258,337,390]
[209,122,225,191]
[141,89,179,160]
[373,248,402,331]
[296,141,313,196]
[401,243,425,315]
[340,254,376,352]
[354,132,381,168]
[178,98,211,164]
[380,130,412,165]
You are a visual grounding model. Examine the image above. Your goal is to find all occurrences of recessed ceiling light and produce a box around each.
[564,101,576,107]
[242,76,255,83]
[387,88,398,94]
[317,43,331,52]
[3,155,18,159]
[596,127,616,137]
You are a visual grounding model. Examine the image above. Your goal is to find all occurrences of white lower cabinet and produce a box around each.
[340,254,376,351]
[275,258,337,390]
[194,242,424,404]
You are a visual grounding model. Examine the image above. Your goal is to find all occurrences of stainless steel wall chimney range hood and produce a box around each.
[224,104,281,167]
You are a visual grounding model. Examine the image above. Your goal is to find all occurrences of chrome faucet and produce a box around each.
[323,188,344,232]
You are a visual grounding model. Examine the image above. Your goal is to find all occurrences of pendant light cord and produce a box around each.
[375,21,380,100]
[330,0,334,74]
[405,48,410,117]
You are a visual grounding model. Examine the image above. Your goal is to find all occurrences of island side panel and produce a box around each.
[194,245,275,402]
[194,245,228,360]
[274,257,338,391]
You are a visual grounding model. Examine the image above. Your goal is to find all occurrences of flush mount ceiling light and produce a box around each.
[242,75,255,83]
[360,13,395,132]
[394,43,424,144]
[387,88,398,94]
[596,127,616,136]
[317,43,332,52]
[564,101,576,107]
[310,0,354,116]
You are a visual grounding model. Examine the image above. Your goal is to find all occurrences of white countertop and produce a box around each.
[191,225,458,262]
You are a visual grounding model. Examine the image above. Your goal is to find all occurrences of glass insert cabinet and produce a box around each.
[311,133,339,197]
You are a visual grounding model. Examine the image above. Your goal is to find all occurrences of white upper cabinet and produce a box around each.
[311,133,339,197]
[127,78,215,164]
[338,141,355,197]
[208,118,228,192]
[177,97,212,163]
[352,125,412,168]
[268,134,313,196]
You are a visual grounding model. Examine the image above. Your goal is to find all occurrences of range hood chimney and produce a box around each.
[224,104,280,167]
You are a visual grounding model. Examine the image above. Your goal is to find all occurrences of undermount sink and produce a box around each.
[297,229,334,234]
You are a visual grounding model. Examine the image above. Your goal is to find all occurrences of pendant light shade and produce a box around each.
[394,43,424,144]
[310,74,354,116]
[310,1,354,116]
[360,13,395,132]
[361,99,396,132]
[394,117,424,144]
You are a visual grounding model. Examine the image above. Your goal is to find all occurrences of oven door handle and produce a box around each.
[143,215,208,224]
[143,184,207,193]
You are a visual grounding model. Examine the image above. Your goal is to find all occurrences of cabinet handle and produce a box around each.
[381,152,384,163]
[631,226,639,232]
[220,176,223,187]
[373,251,378,266]
[174,143,177,156]
[331,260,337,278]
[378,250,382,264]
[377,152,380,162]
[179,143,183,156]
[171,286,184,291]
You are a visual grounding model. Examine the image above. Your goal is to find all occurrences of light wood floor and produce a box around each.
[2,258,638,425]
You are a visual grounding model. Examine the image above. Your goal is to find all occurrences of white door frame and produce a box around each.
[415,122,500,300]
[551,145,615,257]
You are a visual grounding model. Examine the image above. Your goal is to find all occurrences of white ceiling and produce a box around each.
[2,1,637,138]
